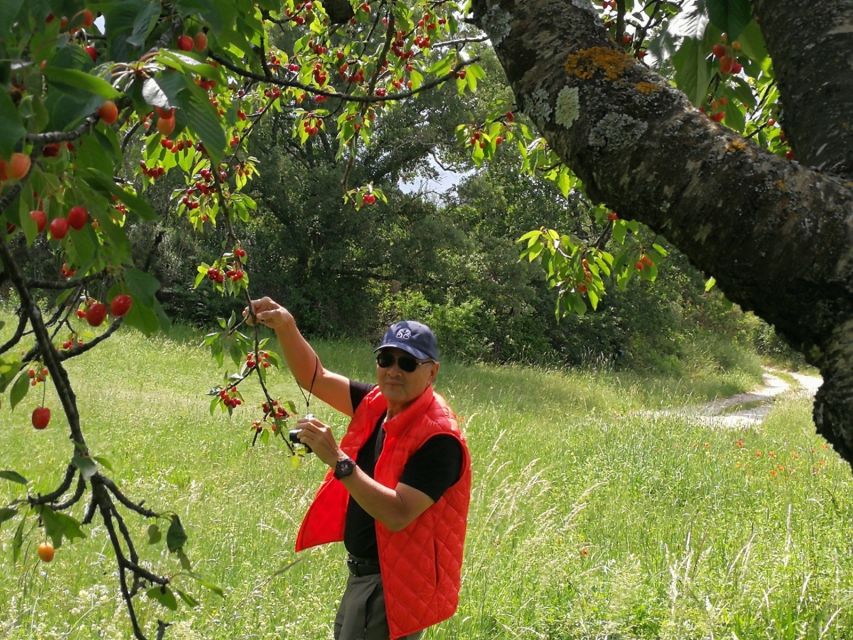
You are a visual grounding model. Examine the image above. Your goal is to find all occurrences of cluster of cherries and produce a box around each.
[245,350,271,370]
[218,388,242,409]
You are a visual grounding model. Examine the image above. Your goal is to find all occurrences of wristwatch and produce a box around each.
[334,456,356,480]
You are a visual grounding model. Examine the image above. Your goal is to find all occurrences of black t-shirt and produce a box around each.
[343,380,463,559]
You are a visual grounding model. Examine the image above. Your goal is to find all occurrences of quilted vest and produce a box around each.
[295,384,472,639]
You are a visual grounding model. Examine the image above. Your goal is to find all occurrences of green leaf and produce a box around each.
[12,515,25,562]
[0,0,23,35]
[187,572,225,597]
[182,86,227,164]
[148,524,162,545]
[92,456,114,472]
[127,1,162,48]
[707,0,753,42]
[704,276,717,292]
[735,20,768,64]
[0,470,28,485]
[39,506,86,548]
[175,588,200,608]
[0,507,18,527]
[9,373,29,411]
[43,67,122,100]
[672,37,712,107]
[0,91,27,157]
[147,586,179,611]
[167,515,187,552]
[0,355,21,393]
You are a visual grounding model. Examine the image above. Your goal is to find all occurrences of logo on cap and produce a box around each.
[395,328,412,340]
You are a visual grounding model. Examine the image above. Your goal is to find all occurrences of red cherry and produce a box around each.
[718,55,735,74]
[49,217,69,240]
[98,100,119,124]
[81,9,95,27]
[9,153,31,180]
[193,31,208,51]
[32,406,51,430]
[85,302,107,327]
[85,45,98,62]
[711,43,726,59]
[177,35,194,51]
[109,294,133,317]
[67,206,89,230]
[30,210,47,233]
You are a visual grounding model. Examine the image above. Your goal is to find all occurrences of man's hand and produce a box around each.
[294,415,344,468]
[244,297,293,332]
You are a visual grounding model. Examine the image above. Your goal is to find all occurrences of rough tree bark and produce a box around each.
[471,0,853,467]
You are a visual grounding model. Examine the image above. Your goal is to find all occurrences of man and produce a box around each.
[246,297,472,640]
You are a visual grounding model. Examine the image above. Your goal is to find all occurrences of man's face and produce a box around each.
[376,348,439,413]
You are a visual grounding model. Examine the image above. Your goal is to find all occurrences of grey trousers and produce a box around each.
[333,572,425,640]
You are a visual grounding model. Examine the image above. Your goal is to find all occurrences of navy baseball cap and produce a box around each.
[374,320,440,361]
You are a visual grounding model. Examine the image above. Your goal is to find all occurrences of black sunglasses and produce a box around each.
[376,351,432,373]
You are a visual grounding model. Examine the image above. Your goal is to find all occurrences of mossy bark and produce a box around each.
[472,0,853,468]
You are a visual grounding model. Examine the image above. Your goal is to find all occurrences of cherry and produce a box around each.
[30,209,47,233]
[712,44,726,59]
[8,152,31,180]
[49,217,69,240]
[85,45,98,62]
[86,302,107,327]
[32,406,51,429]
[177,34,194,51]
[157,115,175,136]
[67,205,88,229]
[194,31,208,51]
[38,541,55,562]
[98,100,118,124]
[110,294,133,317]
[718,55,735,74]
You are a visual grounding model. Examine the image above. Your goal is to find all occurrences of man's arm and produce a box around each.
[295,415,436,531]
[246,297,354,416]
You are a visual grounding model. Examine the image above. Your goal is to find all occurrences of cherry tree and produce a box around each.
[0,0,849,637]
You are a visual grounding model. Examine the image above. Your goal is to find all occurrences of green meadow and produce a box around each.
[1,326,851,639]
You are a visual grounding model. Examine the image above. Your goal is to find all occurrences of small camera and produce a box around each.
[289,413,314,452]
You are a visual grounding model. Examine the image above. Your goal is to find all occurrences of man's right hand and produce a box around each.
[244,297,293,331]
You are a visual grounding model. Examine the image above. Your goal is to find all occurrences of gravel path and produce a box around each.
[654,367,822,429]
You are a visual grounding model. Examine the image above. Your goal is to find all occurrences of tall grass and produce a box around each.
[0,324,850,639]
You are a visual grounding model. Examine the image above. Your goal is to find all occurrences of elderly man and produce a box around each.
[247,297,471,640]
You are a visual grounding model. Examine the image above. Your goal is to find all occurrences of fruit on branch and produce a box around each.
[32,406,51,429]
[37,541,55,562]
[80,9,95,28]
[98,100,119,124]
[30,209,47,232]
[177,34,194,51]
[67,205,89,229]
[85,45,97,62]
[110,294,133,317]
[85,302,108,327]
[194,31,208,51]
[8,152,31,180]
[157,114,176,136]
[49,217,69,240]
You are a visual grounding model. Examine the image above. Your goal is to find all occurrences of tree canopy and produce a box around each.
[0,0,850,637]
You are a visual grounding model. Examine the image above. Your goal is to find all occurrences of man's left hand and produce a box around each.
[294,415,344,468]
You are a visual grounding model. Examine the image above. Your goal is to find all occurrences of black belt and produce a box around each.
[346,554,381,577]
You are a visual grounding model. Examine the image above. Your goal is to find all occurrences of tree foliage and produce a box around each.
[0,0,849,637]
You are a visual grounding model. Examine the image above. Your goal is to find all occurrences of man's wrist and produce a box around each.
[333,455,356,480]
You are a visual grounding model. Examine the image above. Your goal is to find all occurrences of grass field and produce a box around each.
[1,324,851,639]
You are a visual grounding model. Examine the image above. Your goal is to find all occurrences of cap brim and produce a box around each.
[374,341,434,361]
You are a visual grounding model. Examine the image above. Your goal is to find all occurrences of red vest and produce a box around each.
[295,385,472,639]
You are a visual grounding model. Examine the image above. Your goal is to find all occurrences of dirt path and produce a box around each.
[654,367,823,429]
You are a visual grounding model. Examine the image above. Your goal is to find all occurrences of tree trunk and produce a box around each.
[472,0,853,467]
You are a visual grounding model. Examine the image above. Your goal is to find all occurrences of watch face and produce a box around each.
[335,458,355,479]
